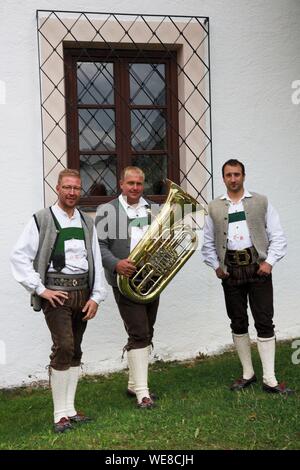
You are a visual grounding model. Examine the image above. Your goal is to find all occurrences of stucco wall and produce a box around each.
[1,0,300,387]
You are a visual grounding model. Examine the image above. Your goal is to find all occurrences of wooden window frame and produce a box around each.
[64,45,180,208]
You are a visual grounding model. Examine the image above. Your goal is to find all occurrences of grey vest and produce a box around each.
[208,192,269,271]
[96,198,152,287]
[31,207,95,311]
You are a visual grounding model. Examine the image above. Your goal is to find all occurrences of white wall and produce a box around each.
[1,0,300,387]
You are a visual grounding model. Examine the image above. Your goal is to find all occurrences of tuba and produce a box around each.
[117,179,206,303]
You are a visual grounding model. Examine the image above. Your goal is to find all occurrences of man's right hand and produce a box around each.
[116,259,136,277]
[40,288,69,307]
[215,267,230,279]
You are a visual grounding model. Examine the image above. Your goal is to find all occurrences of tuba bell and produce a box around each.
[117,179,206,303]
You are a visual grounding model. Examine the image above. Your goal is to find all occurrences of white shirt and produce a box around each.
[10,204,107,304]
[224,190,254,250]
[201,190,287,270]
[118,194,150,251]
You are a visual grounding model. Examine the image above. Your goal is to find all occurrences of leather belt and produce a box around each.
[46,272,89,291]
[225,247,258,267]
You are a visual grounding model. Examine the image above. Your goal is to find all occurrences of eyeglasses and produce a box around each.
[61,185,82,192]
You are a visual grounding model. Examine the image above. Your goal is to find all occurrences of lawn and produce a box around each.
[0,341,299,450]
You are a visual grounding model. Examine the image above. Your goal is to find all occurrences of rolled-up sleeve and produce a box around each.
[10,218,46,294]
[90,226,108,304]
[201,214,219,270]
[265,203,287,266]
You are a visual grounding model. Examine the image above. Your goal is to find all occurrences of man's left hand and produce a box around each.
[82,299,99,320]
[257,261,272,276]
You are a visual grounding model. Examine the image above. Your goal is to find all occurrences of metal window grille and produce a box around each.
[37,10,213,208]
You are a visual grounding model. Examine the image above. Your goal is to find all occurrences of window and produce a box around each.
[64,47,180,207]
[37,12,212,209]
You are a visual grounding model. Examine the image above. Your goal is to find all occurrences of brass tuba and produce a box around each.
[117,179,206,303]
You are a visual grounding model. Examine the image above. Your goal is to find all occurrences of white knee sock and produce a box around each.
[127,366,135,393]
[127,346,151,394]
[127,346,150,403]
[50,368,69,423]
[257,336,278,387]
[232,333,255,380]
[66,366,80,417]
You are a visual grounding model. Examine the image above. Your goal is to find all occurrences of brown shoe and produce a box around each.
[230,375,257,391]
[137,397,155,409]
[69,411,92,423]
[262,382,295,395]
[54,417,72,433]
[127,389,158,401]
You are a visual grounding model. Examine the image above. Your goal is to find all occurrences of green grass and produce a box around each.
[0,341,299,450]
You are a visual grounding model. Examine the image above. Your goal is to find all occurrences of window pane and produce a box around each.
[77,62,114,105]
[131,155,167,195]
[131,109,166,151]
[129,63,165,105]
[80,155,117,196]
[79,109,115,151]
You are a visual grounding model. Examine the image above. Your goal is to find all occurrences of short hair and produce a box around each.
[222,159,245,177]
[120,166,145,181]
[57,169,81,184]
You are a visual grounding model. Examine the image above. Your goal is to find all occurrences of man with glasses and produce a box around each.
[10,169,107,433]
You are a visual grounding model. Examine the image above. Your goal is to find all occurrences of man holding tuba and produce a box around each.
[96,166,158,408]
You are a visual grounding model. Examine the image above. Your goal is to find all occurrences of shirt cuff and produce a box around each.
[90,288,108,305]
[36,285,46,296]
[90,296,100,305]
[265,256,276,267]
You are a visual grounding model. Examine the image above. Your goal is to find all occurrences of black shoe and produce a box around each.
[69,411,92,423]
[54,417,72,433]
[137,397,155,409]
[262,382,295,395]
[126,388,158,401]
[230,375,257,391]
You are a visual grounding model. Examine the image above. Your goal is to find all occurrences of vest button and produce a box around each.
[224,217,228,220]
